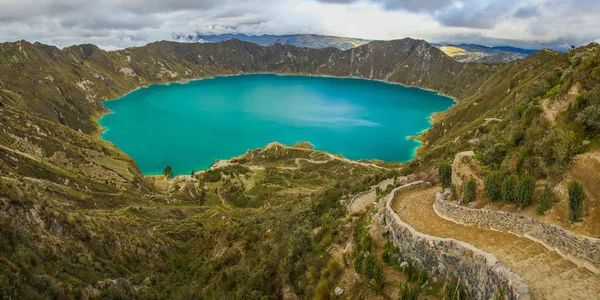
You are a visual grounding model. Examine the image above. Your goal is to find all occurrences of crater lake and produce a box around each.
[98,74,454,175]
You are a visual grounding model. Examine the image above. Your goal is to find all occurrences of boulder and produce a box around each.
[334,287,344,296]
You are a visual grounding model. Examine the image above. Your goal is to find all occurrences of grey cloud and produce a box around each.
[317,0,453,13]
[379,0,454,13]
[514,5,539,18]
[112,0,222,15]
[435,0,517,29]
[0,0,598,51]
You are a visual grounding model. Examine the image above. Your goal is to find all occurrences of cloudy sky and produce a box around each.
[0,0,598,50]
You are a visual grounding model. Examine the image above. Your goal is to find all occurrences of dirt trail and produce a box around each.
[349,178,397,214]
[392,186,600,300]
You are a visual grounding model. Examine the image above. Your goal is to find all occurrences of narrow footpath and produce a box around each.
[392,186,600,300]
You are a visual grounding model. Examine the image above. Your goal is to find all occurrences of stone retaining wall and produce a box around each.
[382,182,530,299]
[434,191,600,274]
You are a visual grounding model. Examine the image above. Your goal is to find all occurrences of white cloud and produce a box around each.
[0,0,598,50]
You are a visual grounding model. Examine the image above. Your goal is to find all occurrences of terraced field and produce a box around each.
[392,186,600,300]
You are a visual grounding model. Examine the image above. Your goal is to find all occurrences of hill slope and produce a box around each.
[0,38,599,298]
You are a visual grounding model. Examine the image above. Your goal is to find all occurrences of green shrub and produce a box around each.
[203,170,222,182]
[438,163,453,188]
[463,179,477,204]
[314,278,330,300]
[484,172,502,202]
[162,165,173,178]
[516,175,535,209]
[481,143,507,167]
[537,186,555,215]
[576,105,600,131]
[568,181,585,222]
[398,283,420,300]
[444,280,467,300]
[501,175,517,203]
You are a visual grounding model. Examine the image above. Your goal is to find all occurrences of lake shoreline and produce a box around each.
[96,73,456,175]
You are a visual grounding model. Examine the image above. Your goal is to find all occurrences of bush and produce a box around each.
[438,163,452,188]
[203,170,222,182]
[568,181,585,222]
[501,175,517,203]
[162,165,173,178]
[364,254,385,294]
[484,172,502,202]
[444,280,467,300]
[481,143,507,167]
[314,278,330,300]
[516,175,535,209]
[381,241,393,265]
[398,283,420,300]
[576,105,600,131]
[537,186,555,215]
[463,179,477,204]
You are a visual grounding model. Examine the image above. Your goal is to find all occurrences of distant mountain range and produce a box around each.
[175,33,370,50]
[176,33,539,63]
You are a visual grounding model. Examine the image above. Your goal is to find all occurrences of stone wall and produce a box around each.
[434,190,600,274]
[382,182,530,299]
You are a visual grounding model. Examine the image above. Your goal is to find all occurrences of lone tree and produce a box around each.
[163,165,173,179]
[517,175,535,209]
[484,172,502,202]
[501,175,517,203]
[438,162,452,189]
[463,178,477,204]
[568,180,585,223]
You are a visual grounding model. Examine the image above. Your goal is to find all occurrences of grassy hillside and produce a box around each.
[0,37,599,298]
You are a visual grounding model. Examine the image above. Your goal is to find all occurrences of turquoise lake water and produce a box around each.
[99,74,454,175]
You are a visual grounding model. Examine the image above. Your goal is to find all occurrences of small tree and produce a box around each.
[516,175,535,209]
[163,165,173,179]
[438,162,452,189]
[568,181,585,223]
[484,172,502,202]
[463,179,477,204]
[501,175,517,203]
[191,169,195,177]
[537,186,555,215]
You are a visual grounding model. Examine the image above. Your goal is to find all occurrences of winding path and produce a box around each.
[392,186,600,300]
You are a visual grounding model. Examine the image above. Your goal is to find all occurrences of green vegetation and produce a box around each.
[1,36,599,299]
[163,165,173,178]
[463,179,477,204]
[537,186,555,215]
[516,175,535,209]
[568,180,585,222]
[439,162,453,188]
[444,280,468,300]
[398,282,420,300]
[501,175,517,203]
[352,216,385,294]
[484,172,502,202]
